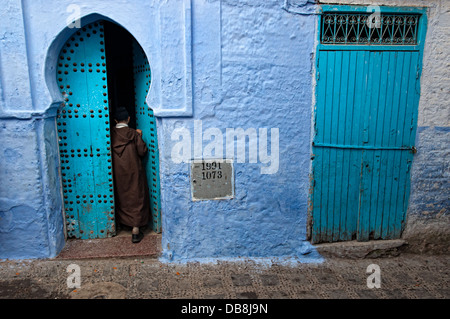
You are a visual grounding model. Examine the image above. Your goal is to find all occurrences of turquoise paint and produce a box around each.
[311,5,428,243]
[55,21,162,238]
[132,40,162,233]
[320,5,428,15]
[56,21,115,239]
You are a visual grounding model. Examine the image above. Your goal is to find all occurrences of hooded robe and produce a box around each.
[111,125,150,228]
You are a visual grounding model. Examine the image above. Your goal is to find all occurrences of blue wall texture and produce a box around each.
[0,0,321,261]
[0,117,65,259]
[0,0,447,260]
[409,126,450,217]
[159,0,320,262]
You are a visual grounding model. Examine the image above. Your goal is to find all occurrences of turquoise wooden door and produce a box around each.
[57,22,162,238]
[57,21,115,239]
[311,7,427,243]
[132,40,162,233]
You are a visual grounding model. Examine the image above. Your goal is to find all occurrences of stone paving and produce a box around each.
[0,253,448,299]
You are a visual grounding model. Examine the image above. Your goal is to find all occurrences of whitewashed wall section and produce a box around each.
[150,0,194,117]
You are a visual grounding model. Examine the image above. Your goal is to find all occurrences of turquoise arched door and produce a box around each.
[56,21,161,239]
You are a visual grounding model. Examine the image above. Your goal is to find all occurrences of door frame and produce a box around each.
[308,4,428,243]
[55,18,162,239]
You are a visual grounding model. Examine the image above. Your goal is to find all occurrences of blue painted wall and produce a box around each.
[409,126,450,217]
[1,0,446,260]
[160,0,319,262]
[0,116,65,259]
[0,0,320,261]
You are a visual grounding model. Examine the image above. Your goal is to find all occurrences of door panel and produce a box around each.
[57,21,115,239]
[132,41,162,233]
[312,49,420,243]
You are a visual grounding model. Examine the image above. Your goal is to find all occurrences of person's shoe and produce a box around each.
[132,231,144,243]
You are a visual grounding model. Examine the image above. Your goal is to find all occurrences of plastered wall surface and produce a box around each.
[0,0,447,260]
[160,0,320,262]
[0,0,322,261]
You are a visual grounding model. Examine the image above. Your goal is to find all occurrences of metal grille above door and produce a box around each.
[57,21,115,239]
[320,13,420,45]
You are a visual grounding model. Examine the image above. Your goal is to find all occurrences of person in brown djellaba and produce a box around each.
[111,106,150,243]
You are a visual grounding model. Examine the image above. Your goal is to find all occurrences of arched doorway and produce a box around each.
[56,20,161,239]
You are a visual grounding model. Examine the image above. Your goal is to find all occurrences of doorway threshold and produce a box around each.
[56,228,161,260]
[313,239,407,259]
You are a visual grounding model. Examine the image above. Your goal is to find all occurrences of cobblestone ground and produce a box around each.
[0,253,448,300]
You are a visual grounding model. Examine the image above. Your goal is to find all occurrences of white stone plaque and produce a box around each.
[191,159,234,201]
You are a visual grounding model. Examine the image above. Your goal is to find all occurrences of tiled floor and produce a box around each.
[0,253,448,299]
[56,227,160,259]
